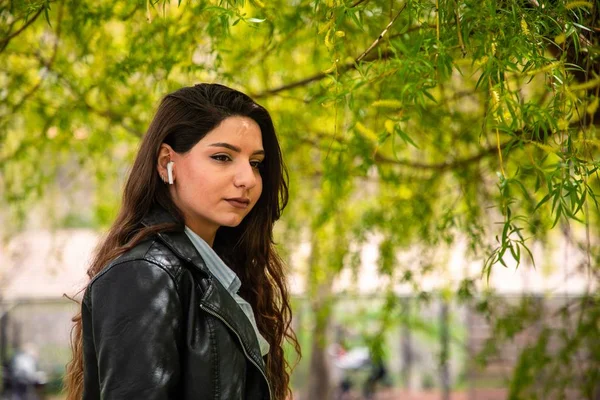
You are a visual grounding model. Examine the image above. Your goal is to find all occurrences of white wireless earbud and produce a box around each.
[167,161,174,185]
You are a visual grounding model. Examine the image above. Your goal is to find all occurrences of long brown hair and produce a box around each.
[64,83,300,400]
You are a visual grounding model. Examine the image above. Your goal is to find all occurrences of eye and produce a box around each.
[250,160,264,170]
[211,154,231,162]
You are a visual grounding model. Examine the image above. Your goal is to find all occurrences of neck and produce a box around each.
[186,222,217,247]
[172,192,218,246]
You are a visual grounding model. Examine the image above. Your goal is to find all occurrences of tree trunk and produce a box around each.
[305,312,331,400]
[401,297,412,390]
[440,301,450,400]
[304,234,335,400]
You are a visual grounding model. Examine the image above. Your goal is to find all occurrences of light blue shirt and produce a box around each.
[184,227,270,356]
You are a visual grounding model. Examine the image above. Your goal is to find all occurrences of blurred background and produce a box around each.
[0,0,599,399]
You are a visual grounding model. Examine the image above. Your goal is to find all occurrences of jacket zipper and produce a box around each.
[199,303,272,400]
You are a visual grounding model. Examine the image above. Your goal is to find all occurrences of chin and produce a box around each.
[219,217,244,228]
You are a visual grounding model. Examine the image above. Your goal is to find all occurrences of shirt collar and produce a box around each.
[183,226,241,294]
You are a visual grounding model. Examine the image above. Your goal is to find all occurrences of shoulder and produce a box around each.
[84,237,189,305]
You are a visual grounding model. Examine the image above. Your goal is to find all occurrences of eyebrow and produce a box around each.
[208,142,265,156]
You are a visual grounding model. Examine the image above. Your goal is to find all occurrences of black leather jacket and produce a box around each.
[81,209,271,399]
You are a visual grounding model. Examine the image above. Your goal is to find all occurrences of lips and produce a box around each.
[225,198,250,209]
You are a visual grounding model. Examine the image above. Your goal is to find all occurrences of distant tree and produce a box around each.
[1,0,598,398]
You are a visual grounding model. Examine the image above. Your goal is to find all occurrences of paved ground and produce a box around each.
[329,388,508,400]
[47,388,510,400]
[384,389,507,399]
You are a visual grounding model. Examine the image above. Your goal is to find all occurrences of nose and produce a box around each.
[233,161,258,189]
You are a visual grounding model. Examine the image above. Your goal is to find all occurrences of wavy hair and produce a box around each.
[64,83,300,400]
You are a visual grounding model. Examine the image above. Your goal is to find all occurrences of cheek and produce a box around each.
[179,167,211,197]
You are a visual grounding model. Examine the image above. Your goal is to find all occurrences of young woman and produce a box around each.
[64,83,300,400]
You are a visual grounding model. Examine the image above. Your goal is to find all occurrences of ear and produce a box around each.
[157,144,174,178]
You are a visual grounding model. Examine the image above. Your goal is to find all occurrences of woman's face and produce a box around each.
[165,116,264,244]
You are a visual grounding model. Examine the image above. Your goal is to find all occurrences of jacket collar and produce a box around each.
[141,207,211,276]
[140,207,266,371]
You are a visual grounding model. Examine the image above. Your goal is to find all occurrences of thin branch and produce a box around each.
[251,23,303,68]
[33,56,144,138]
[253,49,393,99]
[122,3,142,20]
[356,3,406,63]
[0,6,45,53]
[372,143,505,171]
[350,0,369,8]
[303,130,512,171]
[527,0,599,90]
[253,4,407,99]
[8,0,65,116]
[84,101,143,137]
[0,98,142,166]
[453,0,466,57]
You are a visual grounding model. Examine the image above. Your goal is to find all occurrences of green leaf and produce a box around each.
[551,204,563,228]
[395,127,419,148]
[43,3,52,26]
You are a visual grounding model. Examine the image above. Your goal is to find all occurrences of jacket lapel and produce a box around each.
[141,208,266,373]
[200,280,266,369]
